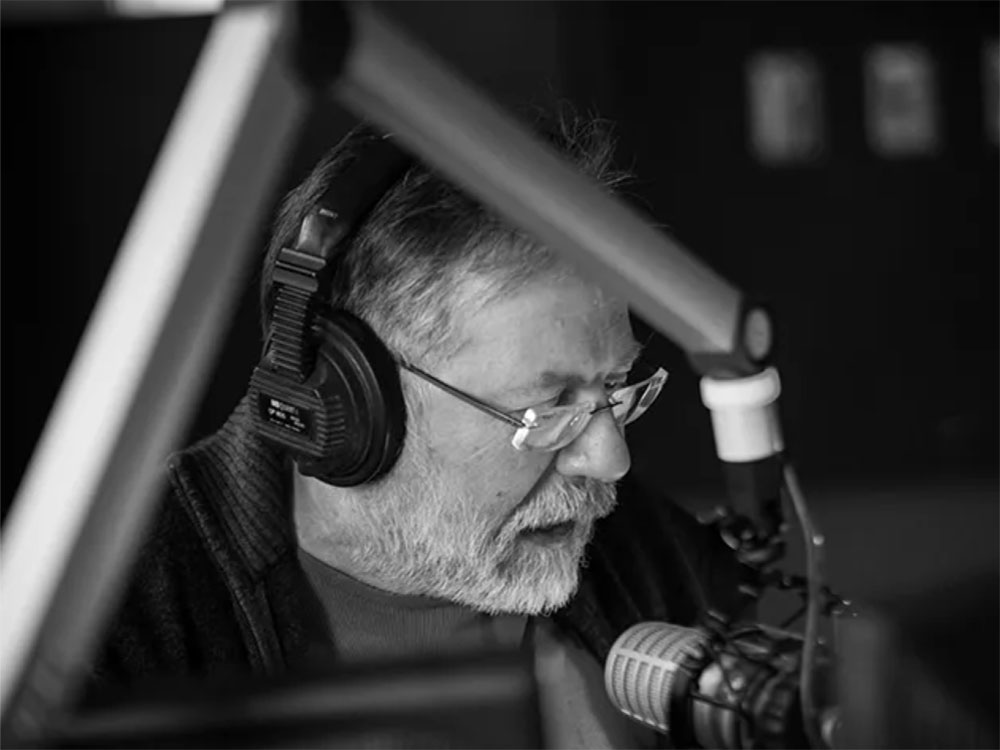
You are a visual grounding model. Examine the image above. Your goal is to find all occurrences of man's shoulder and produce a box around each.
[83,485,251,699]
[81,396,318,704]
[81,405,287,699]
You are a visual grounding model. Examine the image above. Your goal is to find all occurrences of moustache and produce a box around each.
[511,476,618,532]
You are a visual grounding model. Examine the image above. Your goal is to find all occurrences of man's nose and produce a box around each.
[555,408,631,482]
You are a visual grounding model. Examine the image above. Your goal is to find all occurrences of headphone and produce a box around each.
[248,136,414,487]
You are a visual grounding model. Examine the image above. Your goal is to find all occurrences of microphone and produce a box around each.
[605,621,838,749]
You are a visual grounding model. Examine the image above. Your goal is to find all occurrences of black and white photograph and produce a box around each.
[2,1,997,747]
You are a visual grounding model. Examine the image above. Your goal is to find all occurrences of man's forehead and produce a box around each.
[448,274,639,393]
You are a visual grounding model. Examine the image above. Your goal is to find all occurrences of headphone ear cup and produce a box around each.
[248,310,406,487]
[297,310,407,486]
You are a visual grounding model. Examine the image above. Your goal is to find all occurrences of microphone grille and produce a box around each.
[604,621,709,734]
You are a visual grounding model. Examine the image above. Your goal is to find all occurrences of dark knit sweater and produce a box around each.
[86,396,752,696]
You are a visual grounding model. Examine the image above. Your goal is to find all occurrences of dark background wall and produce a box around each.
[2,2,997,610]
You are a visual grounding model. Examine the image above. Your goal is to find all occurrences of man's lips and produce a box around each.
[519,519,577,542]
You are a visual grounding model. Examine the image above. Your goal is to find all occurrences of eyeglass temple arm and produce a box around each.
[399,361,525,428]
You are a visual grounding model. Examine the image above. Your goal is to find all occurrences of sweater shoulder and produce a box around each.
[82,483,250,701]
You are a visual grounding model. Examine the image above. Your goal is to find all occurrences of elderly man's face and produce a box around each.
[299,272,640,614]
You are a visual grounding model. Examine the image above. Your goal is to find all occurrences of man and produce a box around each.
[87,109,752,746]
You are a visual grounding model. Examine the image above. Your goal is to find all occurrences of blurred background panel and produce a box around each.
[2,1,997,613]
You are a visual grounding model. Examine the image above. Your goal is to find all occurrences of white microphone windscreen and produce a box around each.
[604,621,709,735]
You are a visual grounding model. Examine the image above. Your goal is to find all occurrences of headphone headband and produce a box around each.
[249,134,414,486]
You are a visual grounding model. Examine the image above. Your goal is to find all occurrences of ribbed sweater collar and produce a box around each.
[168,396,294,579]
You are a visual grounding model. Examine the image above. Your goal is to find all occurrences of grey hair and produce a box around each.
[260,104,632,370]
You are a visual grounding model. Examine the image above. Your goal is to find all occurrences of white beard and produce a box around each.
[294,438,618,615]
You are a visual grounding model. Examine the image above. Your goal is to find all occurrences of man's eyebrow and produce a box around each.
[507,339,645,399]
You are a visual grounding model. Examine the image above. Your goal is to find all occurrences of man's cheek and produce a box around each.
[419,414,482,463]
[446,421,515,464]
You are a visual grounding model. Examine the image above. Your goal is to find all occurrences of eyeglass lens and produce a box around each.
[513,371,666,452]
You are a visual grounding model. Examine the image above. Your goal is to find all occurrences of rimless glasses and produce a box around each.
[399,361,668,453]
